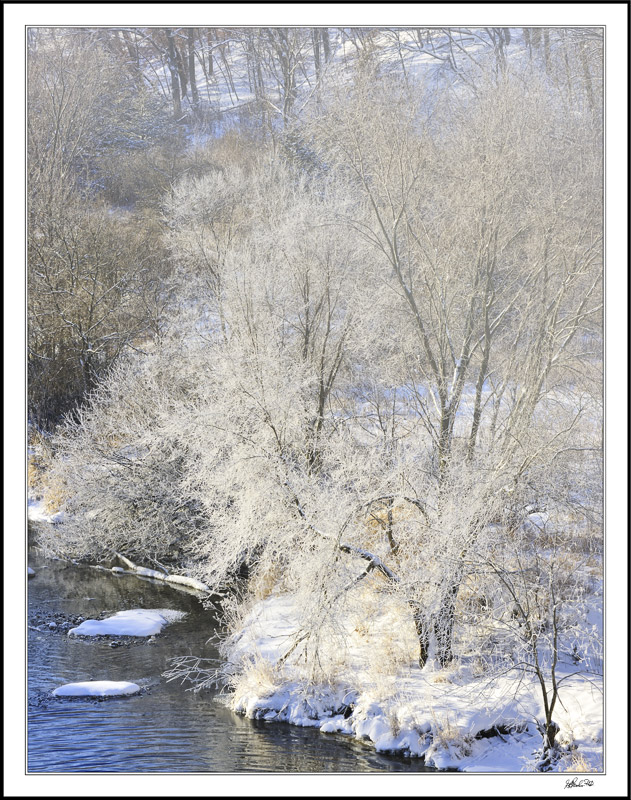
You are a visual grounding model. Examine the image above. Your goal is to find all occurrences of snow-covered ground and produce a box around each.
[68,608,187,637]
[223,594,603,772]
[148,27,524,130]
[28,498,64,525]
[52,681,141,697]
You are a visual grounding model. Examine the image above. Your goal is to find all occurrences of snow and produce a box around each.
[28,566,35,576]
[68,608,187,637]
[27,499,63,524]
[52,681,141,697]
[124,566,209,592]
[133,566,167,579]
[225,594,603,772]
[164,574,210,591]
[146,26,499,131]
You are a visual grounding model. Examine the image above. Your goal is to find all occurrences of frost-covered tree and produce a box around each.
[301,67,602,666]
[44,160,374,574]
[27,29,175,427]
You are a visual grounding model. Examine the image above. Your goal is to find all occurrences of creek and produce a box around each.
[28,539,433,773]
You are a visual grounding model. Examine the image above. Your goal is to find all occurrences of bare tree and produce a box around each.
[187,28,199,110]
[27,30,174,427]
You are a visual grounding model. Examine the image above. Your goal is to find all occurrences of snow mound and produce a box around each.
[68,608,187,637]
[53,681,141,697]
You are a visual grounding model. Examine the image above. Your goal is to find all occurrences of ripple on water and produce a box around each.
[28,555,434,773]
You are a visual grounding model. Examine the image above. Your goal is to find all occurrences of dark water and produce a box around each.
[28,545,432,773]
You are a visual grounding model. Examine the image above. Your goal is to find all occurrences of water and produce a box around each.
[28,545,433,773]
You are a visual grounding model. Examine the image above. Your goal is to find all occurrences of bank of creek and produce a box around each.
[28,529,434,773]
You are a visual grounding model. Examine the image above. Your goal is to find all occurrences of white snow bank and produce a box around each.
[53,681,140,697]
[226,594,603,772]
[68,609,187,637]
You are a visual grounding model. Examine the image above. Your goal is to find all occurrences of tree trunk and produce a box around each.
[165,29,182,119]
[187,28,199,109]
[322,27,331,61]
[468,304,492,459]
[410,601,430,668]
[579,40,595,111]
[536,720,560,770]
[122,30,139,69]
[313,28,321,79]
[207,29,214,76]
[174,36,188,98]
[543,28,551,72]
[433,581,461,667]
[411,577,462,670]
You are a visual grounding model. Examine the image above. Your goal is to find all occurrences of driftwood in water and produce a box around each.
[114,552,209,592]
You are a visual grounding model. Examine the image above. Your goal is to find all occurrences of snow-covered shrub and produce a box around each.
[40,333,210,565]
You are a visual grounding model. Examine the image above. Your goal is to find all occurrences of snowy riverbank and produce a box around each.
[28,498,64,525]
[224,595,603,772]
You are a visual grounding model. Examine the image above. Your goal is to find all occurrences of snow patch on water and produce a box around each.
[68,608,187,637]
[53,680,141,697]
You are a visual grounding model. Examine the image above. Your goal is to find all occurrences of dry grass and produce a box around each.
[471,656,488,677]
[430,709,473,757]
[387,708,402,738]
[429,672,453,684]
[27,430,52,497]
[559,750,601,773]
[348,582,417,676]
[27,453,46,498]
[42,474,69,514]
[28,428,71,513]
[231,654,279,700]
[251,562,282,602]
